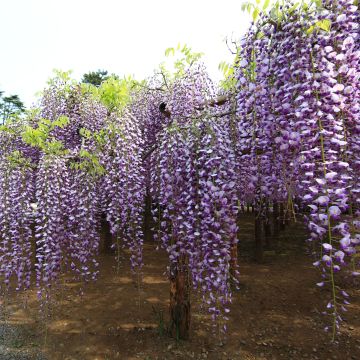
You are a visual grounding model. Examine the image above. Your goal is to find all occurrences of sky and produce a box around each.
[0,0,251,107]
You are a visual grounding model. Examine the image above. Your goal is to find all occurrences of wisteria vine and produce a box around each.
[234,0,359,338]
[0,0,358,341]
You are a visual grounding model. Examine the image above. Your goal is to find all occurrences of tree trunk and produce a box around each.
[279,203,285,231]
[284,203,290,227]
[169,261,191,340]
[264,201,272,248]
[143,190,152,242]
[272,201,280,243]
[229,243,239,287]
[100,215,113,254]
[254,210,264,263]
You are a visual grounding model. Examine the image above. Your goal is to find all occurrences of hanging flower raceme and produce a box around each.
[65,166,101,284]
[196,118,238,326]
[20,82,106,299]
[39,82,107,151]
[0,73,148,303]
[154,117,238,329]
[35,154,69,299]
[0,79,110,302]
[0,157,34,292]
[101,111,145,271]
[0,123,35,293]
[150,64,239,330]
[130,87,170,202]
[234,0,359,338]
[302,0,360,336]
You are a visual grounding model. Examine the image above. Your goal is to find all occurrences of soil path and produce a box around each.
[2,215,360,360]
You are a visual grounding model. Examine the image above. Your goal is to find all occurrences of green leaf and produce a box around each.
[52,115,69,129]
[256,31,265,40]
[316,19,331,32]
[241,1,254,13]
[263,0,271,10]
[306,25,315,35]
[165,47,175,57]
[288,2,300,13]
[252,8,260,21]
[218,61,230,74]
[307,19,331,35]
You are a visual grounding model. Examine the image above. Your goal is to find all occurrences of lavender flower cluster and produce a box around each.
[0,1,358,339]
[235,0,359,337]
[0,79,145,302]
[136,66,240,330]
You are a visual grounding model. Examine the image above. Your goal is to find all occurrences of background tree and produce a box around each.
[81,69,111,87]
[0,92,25,123]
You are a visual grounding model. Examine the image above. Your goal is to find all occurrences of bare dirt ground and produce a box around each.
[1,215,360,360]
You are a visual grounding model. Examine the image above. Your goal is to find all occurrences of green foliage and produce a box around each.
[45,70,78,101]
[6,150,33,169]
[21,116,70,155]
[241,0,273,22]
[71,149,105,177]
[306,19,331,35]
[98,77,132,112]
[81,75,136,113]
[241,0,328,25]
[81,69,110,87]
[269,1,283,23]
[0,122,19,136]
[0,92,25,123]
[79,127,107,149]
[19,112,105,176]
[81,44,205,106]
[47,70,74,86]
[76,127,108,177]
[161,43,204,81]
[218,56,239,91]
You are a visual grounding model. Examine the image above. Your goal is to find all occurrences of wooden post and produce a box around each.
[169,260,191,340]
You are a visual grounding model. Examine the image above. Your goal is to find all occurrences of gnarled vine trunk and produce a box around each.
[169,260,191,340]
[100,215,113,254]
[272,201,280,244]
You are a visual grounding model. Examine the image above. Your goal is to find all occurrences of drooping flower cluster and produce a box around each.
[0,78,145,299]
[32,83,107,297]
[0,122,35,293]
[0,2,357,341]
[146,66,239,328]
[235,0,359,336]
[35,155,69,296]
[0,158,34,292]
[101,111,145,270]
